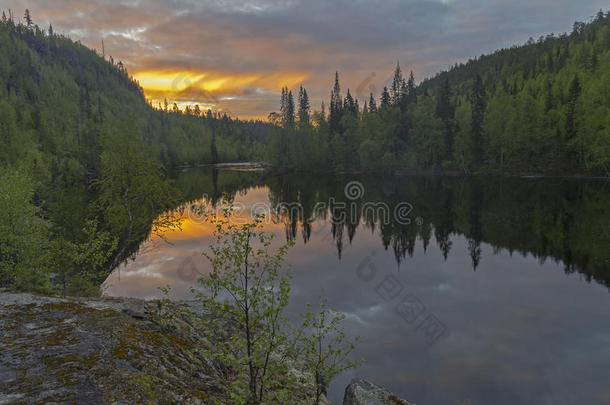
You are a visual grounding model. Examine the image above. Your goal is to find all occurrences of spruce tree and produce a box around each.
[399,77,408,111]
[380,87,391,108]
[24,9,32,27]
[406,71,416,103]
[368,92,377,113]
[391,61,403,106]
[280,87,286,114]
[344,89,357,115]
[280,87,291,128]
[329,72,343,134]
[285,90,295,129]
[298,86,310,127]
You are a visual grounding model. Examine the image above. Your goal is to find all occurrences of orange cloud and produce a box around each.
[133,69,309,118]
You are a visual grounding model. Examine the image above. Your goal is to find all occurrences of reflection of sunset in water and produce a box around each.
[103,187,295,299]
[103,175,610,405]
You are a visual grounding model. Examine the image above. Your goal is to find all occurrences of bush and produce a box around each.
[0,169,50,290]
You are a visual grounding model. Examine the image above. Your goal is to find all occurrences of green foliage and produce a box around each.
[178,199,359,404]
[269,11,610,176]
[193,200,296,403]
[0,169,49,291]
[0,16,271,294]
[97,118,180,271]
[47,220,118,296]
[296,299,361,405]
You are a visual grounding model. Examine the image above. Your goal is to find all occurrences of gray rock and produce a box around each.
[343,379,411,405]
[0,291,222,403]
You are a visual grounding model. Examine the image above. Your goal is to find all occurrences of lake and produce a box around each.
[104,167,610,404]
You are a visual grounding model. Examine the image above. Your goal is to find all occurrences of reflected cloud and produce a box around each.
[102,170,610,404]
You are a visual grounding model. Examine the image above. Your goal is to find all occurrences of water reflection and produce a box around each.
[104,168,610,404]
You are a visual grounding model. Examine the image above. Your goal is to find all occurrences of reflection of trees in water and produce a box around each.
[467,182,483,270]
[172,168,610,290]
[263,174,610,289]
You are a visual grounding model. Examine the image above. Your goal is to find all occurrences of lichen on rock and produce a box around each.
[343,379,411,405]
[0,292,224,404]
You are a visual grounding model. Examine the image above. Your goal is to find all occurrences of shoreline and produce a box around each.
[0,291,409,405]
[174,161,610,181]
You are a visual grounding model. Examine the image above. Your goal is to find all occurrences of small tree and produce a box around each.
[48,220,118,296]
[24,9,32,27]
[297,299,361,405]
[0,169,49,291]
[194,199,296,404]
[97,117,179,272]
[190,198,360,404]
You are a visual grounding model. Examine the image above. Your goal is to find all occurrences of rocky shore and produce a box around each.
[0,292,409,404]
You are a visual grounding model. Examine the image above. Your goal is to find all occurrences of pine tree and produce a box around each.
[390,61,403,106]
[48,23,53,36]
[284,90,295,129]
[280,87,287,125]
[329,72,343,134]
[380,87,391,108]
[368,93,377,113]
[298,86,310,127]
[24,9,32,27]
[399,77,408,111]
[344,89,357,115]
[406,71,416,104]
[279,86,295,128]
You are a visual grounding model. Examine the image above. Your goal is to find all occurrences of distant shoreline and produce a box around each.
[174,162,610,180]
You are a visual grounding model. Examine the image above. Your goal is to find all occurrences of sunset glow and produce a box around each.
[2,0,604,119]
[133,69,309,117]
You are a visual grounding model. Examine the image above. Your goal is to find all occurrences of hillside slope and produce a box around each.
[0,16,266,294]
[418,10,610,174]
[267,11,610,176]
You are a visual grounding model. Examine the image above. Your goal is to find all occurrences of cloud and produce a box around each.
[2,0,607,118]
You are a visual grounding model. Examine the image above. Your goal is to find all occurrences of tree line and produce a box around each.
[0,10,266,294]
[2,9,610,295]
[267,10,610,176]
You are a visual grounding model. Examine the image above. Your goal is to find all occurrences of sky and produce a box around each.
[1,0,607,119]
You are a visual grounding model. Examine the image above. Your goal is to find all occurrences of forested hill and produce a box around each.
[416,10,610,174]
[0,14,261,295]
[267,10,610,176]
[0,15,266,169]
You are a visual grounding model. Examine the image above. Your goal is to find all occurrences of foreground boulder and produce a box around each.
[0,292,225,404]
[0,292,318,404]
[343,379,411,405]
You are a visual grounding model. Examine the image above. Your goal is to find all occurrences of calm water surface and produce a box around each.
[104,167,610,405]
